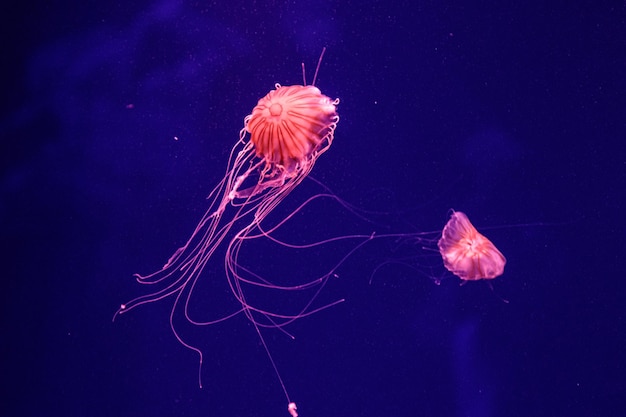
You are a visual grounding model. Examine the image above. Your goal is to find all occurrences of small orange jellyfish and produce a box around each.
[438,211,506,281]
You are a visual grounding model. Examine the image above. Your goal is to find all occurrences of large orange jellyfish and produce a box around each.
[114,53,363,407]
[438,211,506,281]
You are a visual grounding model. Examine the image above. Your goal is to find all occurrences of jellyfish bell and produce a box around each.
[226,84,339,204]
[438,211,506,281]
[246,84,339,171]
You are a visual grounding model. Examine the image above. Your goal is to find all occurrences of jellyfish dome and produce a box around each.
[438,211,506,281]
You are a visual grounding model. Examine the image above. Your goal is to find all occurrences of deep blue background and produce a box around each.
[2,1,624,416]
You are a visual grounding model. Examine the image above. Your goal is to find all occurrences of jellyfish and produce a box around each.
[438,211,506,281]
[114,52,369,406]
[367,210,507,287]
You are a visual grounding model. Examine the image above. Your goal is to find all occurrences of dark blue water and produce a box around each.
[2,1,624,416]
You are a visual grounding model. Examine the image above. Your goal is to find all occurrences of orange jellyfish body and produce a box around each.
[438,211,506,281]
[246,84,339,171]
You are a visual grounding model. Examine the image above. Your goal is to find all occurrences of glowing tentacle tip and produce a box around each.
[288,402,298,417]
